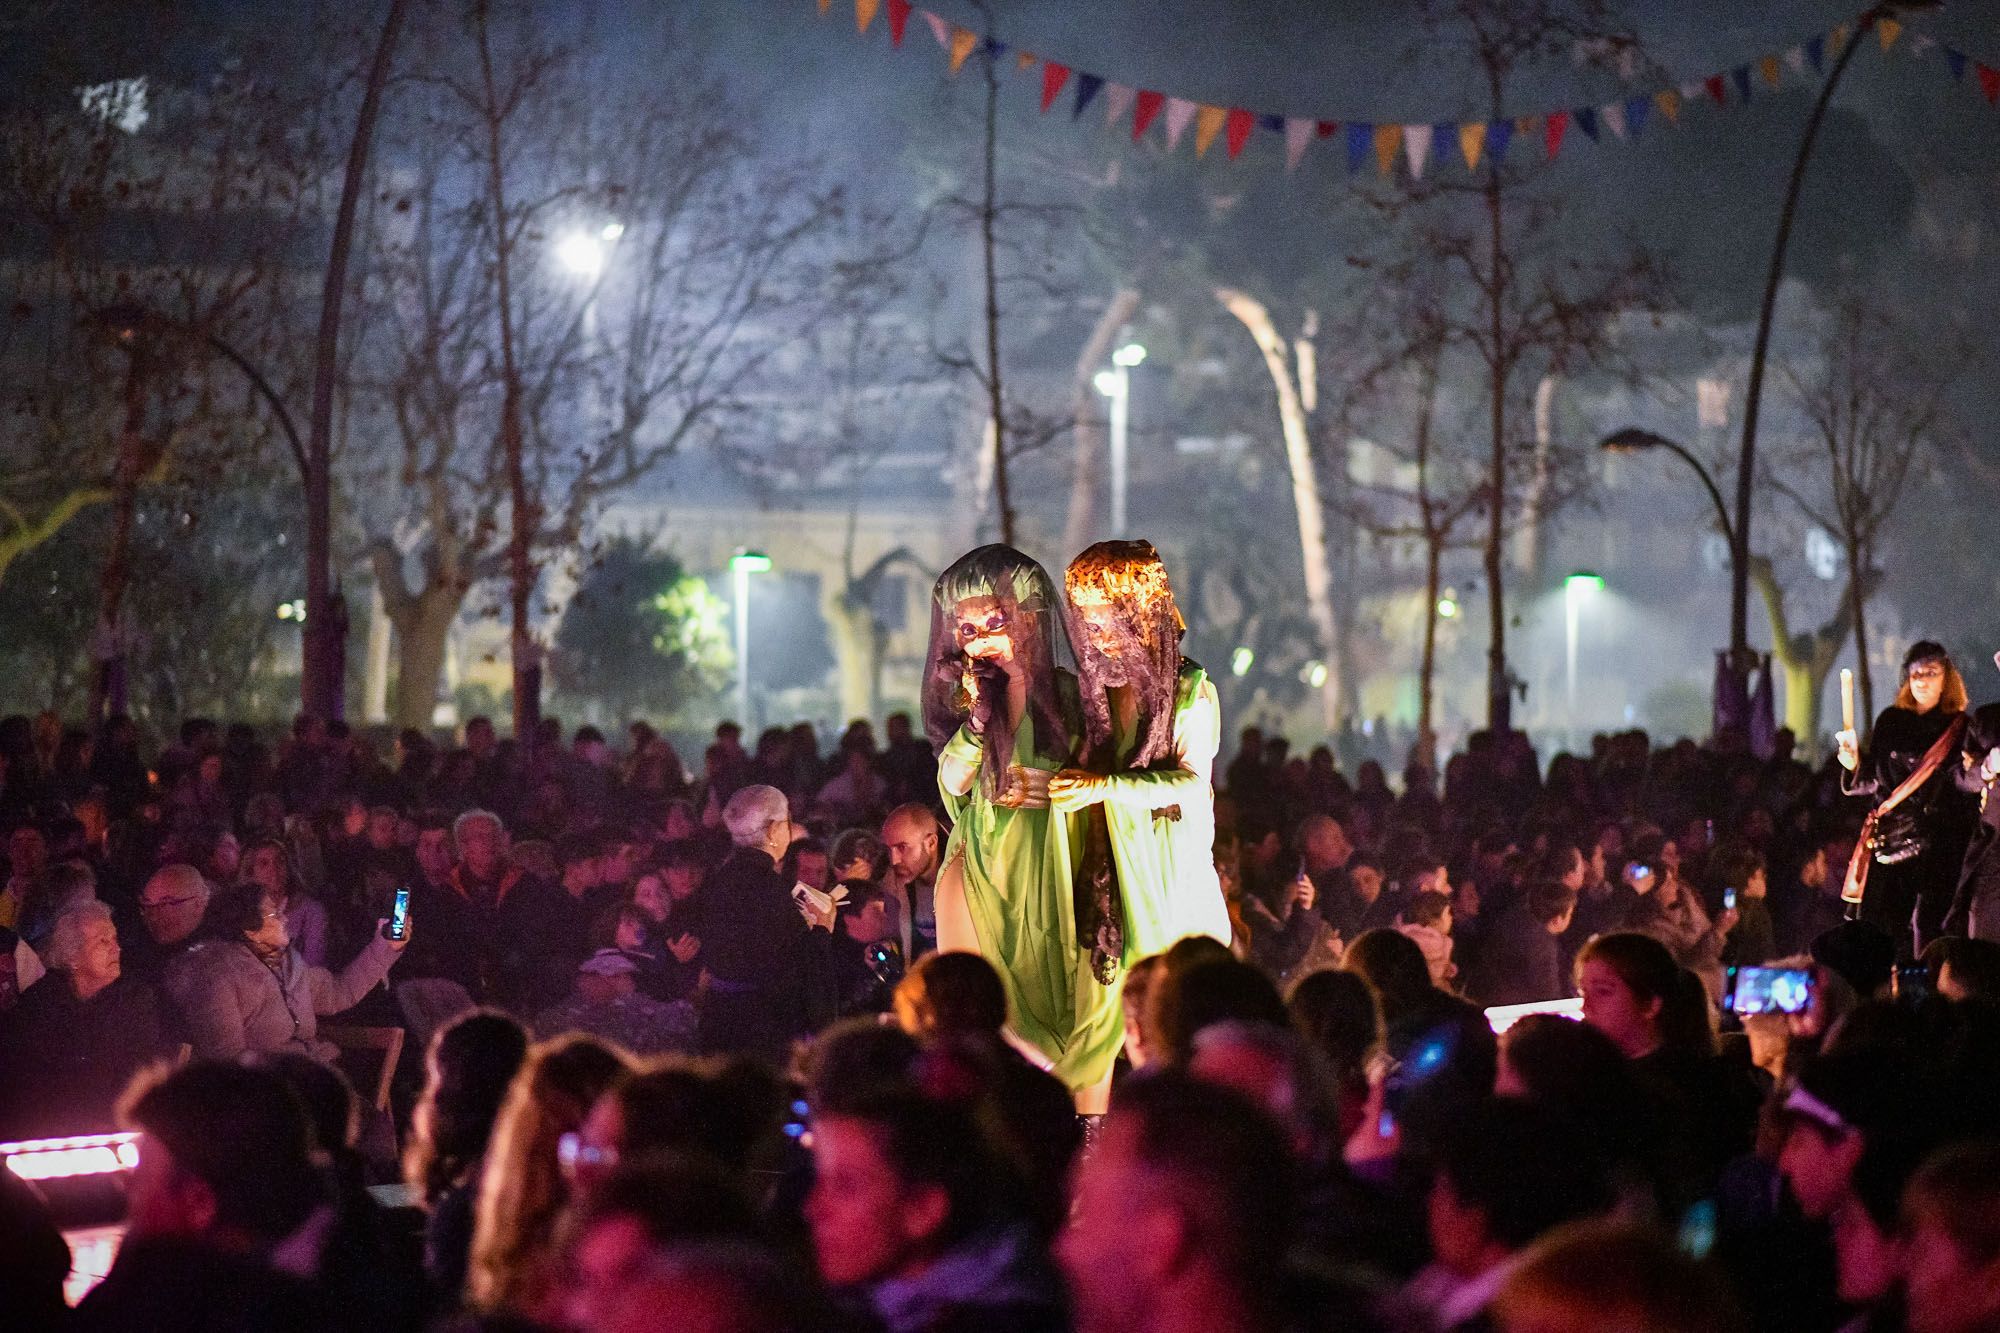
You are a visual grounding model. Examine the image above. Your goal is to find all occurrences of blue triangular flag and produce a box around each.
[1486,118,1513,162]
[1732,65,1752,101]
[1347,121,1371,172]
[1624,95,1650,138]
[1947,47,1968,81]
[1434,120,1457,157]
[1072,72,1104,118]
[1258,113,1284,133]
[1806,36,1825,73]
[983,38,1006,58]
[1573,105,1599,140]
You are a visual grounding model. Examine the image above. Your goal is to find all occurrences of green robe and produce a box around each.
[939,711,1125,1091]
[1097,663,1234,959]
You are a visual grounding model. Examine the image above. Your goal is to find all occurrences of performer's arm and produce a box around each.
[1052,678,1219,811]
[939,726,983,807]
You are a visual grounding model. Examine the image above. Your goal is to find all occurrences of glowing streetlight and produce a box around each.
[1564,571,1603,723]
[731,550,772,728]
[1094,342,1147,536]
[555,231,606,278]
[1436,596,1459,620]
[1230,646,1254,678]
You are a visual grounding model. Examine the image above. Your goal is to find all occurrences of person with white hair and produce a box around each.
[0,898,174,1136]
[696,785,836,1062]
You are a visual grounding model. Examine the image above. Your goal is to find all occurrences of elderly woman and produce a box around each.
[0,899,173,1136]
[694,784,836,1063]
[163,881,407,1062]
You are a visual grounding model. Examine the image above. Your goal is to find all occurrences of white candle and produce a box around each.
[1841,668,1855,734]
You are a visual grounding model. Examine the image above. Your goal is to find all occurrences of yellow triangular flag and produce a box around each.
[1830,23,1850,53]
[1194,105,1228,157]
[1759,54,1781,85]
[948,26,977,75]
[1016,50,1036,72]
[1877,17,1902,51]
[1458,121,1487,172]
[1373,122,1403,176]
[1653,89,1680,123]
[856,0,879,33]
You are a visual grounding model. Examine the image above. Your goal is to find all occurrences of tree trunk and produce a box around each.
[1849,535,1875,724]
[302,0,407,724]
[1750,555,1873,761]
[826,590,876,725]
[1481,166,1513,734]
[1218,288,1340,736]
[472,1,538,744]
[1421,534,1442,752]
[1062,287,1142,556]
[976,28,1013,548]
[386,587,460,732]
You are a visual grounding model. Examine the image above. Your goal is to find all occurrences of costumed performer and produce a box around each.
[921,545,1124,1096]
[1048,540,1232,976]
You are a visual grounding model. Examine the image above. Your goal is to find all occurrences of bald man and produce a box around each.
[880,804,941,961]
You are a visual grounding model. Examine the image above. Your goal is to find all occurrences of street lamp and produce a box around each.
[1564,571,1603,726]
[1093,341,1146,537]
[731,549,772,729]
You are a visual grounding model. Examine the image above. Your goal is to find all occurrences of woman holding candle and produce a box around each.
[1835,641,1978,958]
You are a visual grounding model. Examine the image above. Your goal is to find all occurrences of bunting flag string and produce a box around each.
[812,3,2000,179]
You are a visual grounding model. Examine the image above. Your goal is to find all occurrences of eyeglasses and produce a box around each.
[139,896,202,912]
[556,1132,617,1177]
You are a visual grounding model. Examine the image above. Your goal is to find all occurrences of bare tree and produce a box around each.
[354,4,846,729]
[1772,299,1964,723]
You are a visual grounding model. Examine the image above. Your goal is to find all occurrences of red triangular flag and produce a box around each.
[1704,74,1727,104]
[1544,109,1569,159]
[886,0,911,46]
[1132,90,1164,141]
[1980,63,2000,104]
[1316,120,1338,138]
[1040,61,1071,112]
[1225,108,1254,159]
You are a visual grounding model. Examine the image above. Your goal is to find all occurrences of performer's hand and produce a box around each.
[1049,769,1108,813]
[1835,729,1859,772]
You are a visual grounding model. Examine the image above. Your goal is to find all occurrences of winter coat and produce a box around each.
[163,931,398,1062]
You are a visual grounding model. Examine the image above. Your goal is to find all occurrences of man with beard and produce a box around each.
[1050,540,1232,978]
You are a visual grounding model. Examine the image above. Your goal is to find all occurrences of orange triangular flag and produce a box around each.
[1373,122,1403,176]
[947,26,977,75]
[1017,50,1036,72]
[1458,121,1487,171]
[1759,54,1781,85]
[1877,17,1902,51]
[857,0,879,33]
[1193,104,1228,157]
[1653,89,1681,123]
[1830,23,1850,54]
[817,0,831,12]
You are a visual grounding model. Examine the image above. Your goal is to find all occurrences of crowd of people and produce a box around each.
[3,637,2000,1331]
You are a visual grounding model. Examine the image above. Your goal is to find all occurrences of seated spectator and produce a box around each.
[1143,955,1289,1067]
[127,863,212,985]
[468,1034,628,1314]
[72,1062,336,1330]
[0,898,173,1136]
[1904,1141,2000,1333]
[1057,1070,1308,1333]
[1470,881,1577,1007]
[830,827,890,886]
[533,949,696,1056]
[1492,1220,1747,1333]
[163,881,406,1062]
[242,835,332,969]
[1497,1013,1679,1215]
[831,878,903,1016]
[1713,844,1777,967]
[1286,967,1384,1144]
[1402,1098,1615,1332]
[550,1156,766,1331]
[404,1008,530,1307]
[892,949,1008,1043]
[806,1084,1067,1333]
[18,859,97,956]
[1396,889,1458,989]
